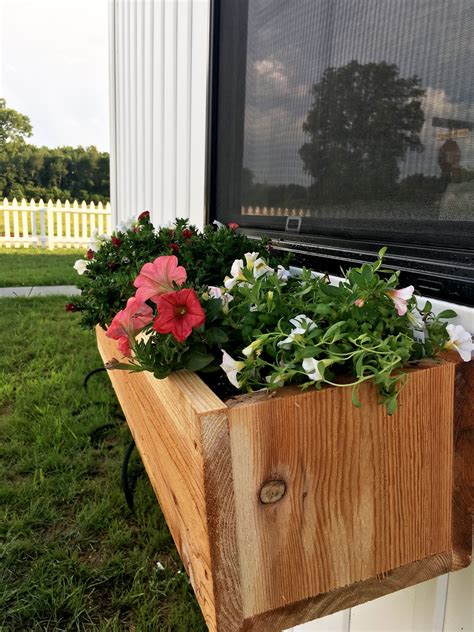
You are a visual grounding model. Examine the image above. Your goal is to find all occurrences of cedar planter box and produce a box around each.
[96,326,472,632]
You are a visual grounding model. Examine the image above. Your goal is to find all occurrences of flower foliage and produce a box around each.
[72,215,472,413]
[122,246,472,414]
[73,215,278,328]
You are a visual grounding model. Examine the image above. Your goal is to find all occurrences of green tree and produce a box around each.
[0,99,110,202]
[0,97,32,145]
[299,61,425,203]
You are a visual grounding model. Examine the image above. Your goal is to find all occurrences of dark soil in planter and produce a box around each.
[198,369,240,401]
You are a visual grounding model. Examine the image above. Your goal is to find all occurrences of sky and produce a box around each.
[1,0,109,151]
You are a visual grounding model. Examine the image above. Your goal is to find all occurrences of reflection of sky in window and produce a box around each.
[243,0,474,184]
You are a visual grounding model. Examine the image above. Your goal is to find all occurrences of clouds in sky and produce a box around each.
[1,0,109,150]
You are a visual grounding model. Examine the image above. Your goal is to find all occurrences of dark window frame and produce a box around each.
[205,0,474,306]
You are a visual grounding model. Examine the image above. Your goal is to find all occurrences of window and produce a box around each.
[208,0,474,305]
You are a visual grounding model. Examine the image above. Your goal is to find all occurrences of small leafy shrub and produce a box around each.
[71,214,279,328]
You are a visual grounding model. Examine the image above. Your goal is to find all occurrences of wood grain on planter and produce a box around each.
[96,326,471,632]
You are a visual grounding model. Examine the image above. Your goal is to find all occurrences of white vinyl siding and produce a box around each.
[109,0,210,230]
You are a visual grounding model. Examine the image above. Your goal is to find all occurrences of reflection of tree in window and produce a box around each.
[299,60,425,204]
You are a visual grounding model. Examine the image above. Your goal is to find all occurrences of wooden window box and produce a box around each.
[96,326,472,632]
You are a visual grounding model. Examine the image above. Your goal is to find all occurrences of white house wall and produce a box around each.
[109,0,210,229]
[108,2,472,630]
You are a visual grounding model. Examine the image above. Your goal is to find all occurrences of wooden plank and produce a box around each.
[244,552,456,632]
[449,353,473,569]
[227,363,454,617]
[201,409,244,631]
[96,327,225,631]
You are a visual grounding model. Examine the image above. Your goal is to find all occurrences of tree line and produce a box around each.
[0,98,110,203]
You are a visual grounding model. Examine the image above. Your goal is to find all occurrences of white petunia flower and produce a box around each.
[73,259,88,275]
[224,258,246,289]
[212,219,225,229]
[220,350,245,388]
[208,286,222,300]
[253,258,274,279]
[445,324,474,362]
[302,357,324,381]
[242,339,263,357]
[230,258,245,278]
[244,252,259,268]
[289,315,317,331]
[278,314,317,349]
[277,265,291,281]
[208,285,233,312]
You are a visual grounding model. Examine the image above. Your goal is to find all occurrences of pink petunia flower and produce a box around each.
[117,337,131,357]
[106,296,154,356]
[134,255,187,304]
[354,298,365,308]
[385,285,414,316]
[153,288,206,343]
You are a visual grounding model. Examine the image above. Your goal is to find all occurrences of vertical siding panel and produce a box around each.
[188,0,210,228]
[349,579,442,632]
[123,0,131,219]
[443,565,473,631]
[143,0,154,211]
[111,0,210,229]
[152,0,165,225]
[175,0,192,220]
[432,574,450,632]
[116,0,125,224]
[129,0,137,216]
[163,1,178,222]
[108,0,118,228]
[136,0,145,213]
[118,0,126,224]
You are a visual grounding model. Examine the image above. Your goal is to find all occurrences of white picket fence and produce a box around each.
[0,198,112,250]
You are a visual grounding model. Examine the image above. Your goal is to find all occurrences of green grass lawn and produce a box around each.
[0,297,206,631]
[0,249,83,287]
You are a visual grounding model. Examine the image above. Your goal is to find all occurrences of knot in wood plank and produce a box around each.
[259,479,286,504]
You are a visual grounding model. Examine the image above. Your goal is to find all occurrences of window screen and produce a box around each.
[209,0,474,304]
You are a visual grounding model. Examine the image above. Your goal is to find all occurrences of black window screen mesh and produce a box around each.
[211,0,474,303]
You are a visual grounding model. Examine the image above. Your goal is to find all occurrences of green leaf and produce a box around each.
[436,309,457,320]
[182,350,215,372]
[361,264,372,282]
[313,304,332,315]
[324,321,345,339]
[422,300,432,314]
[386,398,398,415]
[300,346,321,358]
[205,327,229,345]
[378,246,387,258]
[351,385,362,408]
